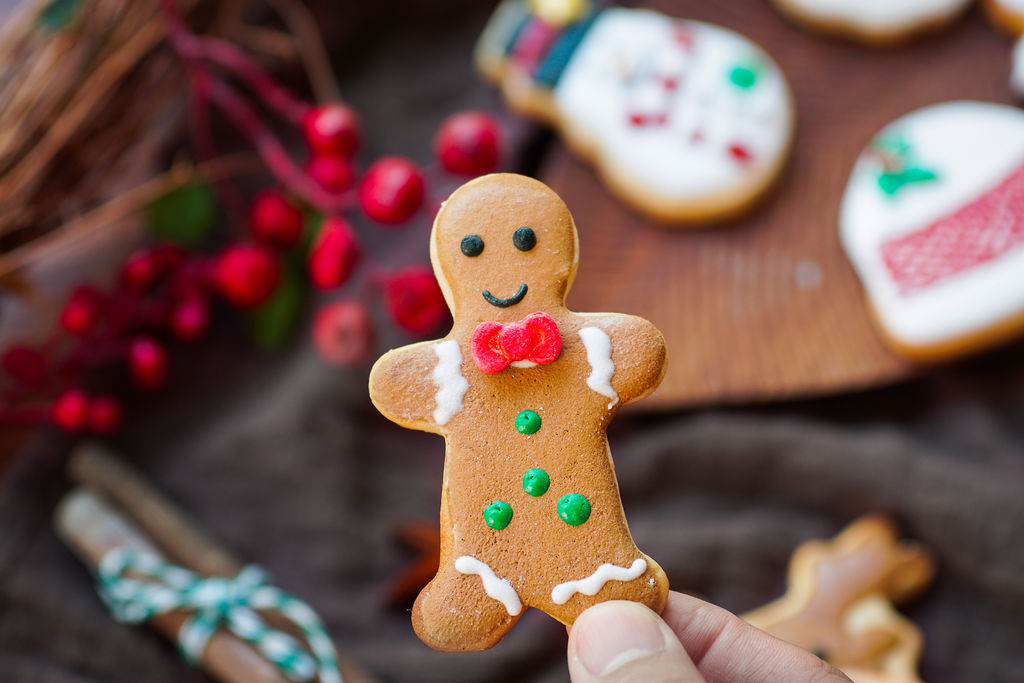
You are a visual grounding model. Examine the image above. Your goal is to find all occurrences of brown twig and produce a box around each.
[263,0,341,103]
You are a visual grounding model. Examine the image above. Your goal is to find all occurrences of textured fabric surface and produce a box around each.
[2,336,1024,683]
[2,2,1024,682]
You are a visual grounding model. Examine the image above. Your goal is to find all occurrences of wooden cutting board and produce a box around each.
[546,0,1014,408]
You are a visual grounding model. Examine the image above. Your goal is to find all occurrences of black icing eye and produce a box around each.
[513,226,536,252]
[461,234,484,257]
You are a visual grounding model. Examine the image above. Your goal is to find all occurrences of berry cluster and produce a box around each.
[0,1,506,437]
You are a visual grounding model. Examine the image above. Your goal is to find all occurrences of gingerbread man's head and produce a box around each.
[430,174,579,325]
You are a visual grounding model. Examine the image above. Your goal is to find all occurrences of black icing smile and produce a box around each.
[482,283,528,308]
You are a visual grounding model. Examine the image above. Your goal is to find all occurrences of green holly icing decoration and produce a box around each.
[871,132,939,197]
[557,493,591,526]
[728,61,760,90]
[515,409,542,435]
[484,501,513,530]
[522,468,550,497]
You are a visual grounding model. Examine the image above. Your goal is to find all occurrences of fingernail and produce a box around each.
[574,601,668,677]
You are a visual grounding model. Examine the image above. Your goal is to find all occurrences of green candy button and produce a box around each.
[515,409,542,435]
[522,468,550,497]
[484,501,513,530]
[557,493,591,526]
[729,63,759,89]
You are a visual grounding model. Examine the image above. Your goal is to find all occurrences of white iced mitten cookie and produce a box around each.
[771,0,971,44]
[476,1,794,225]
[840,101,1024,361]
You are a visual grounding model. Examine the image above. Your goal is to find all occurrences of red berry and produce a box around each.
[435,111,501,176]
[358,157,425,225]
[60,286,102,337]
[306,155,356,194]
[1,345,48,388]
[302,103,361,158]
[309,217,359,290]
[87,395,122,434]
[120,250,161,292]
[153,244,187,270]
[312,300,374,365]
[129,336,167,390]
[213,243,281,308]
[51,389,89,432]
[248,189,304,249]
[383,266,448,335]
[170,296,209,341]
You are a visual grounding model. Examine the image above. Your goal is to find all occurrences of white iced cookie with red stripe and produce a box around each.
[772,0,971,44]
[840,101,1024,360]
[476,1,794,225]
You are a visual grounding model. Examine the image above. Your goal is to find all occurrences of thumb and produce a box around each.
[567,600,706,683]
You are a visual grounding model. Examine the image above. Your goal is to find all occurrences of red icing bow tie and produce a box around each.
[471,312,561,374]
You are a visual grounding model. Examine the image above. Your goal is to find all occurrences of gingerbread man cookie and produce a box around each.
[742,516,935,683]
[476,0,794,225]
[369,173,669,651]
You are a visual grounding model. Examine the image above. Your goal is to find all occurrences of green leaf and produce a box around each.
[39,0,80,32]
[144,182,218,247]
[245,267,305,351]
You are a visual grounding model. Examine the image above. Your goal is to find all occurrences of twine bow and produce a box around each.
[97,548,341,683]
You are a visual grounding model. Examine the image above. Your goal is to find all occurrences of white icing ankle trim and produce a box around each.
[432,340,469,426]
[454,556,522,616]
[551,558,647,605]
[579,326,618,409]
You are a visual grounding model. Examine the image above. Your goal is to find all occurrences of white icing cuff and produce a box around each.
[454,556,522,616]
[432,340,469,425]
[551,558,647,605]
[579,326,618,409]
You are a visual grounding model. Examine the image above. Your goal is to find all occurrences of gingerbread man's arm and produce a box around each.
[369,339,464,435]
[578,313,667,407]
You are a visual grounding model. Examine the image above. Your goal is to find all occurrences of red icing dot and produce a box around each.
[628,113,646,127]
[728,143,754,164]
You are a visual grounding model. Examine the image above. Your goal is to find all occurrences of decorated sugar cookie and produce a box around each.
[368,174,669,652]
[840,101,1024,361]
[476,0,794,225]
[771,0,972,44]
[984,0,1024,34]
[743,516,935,683]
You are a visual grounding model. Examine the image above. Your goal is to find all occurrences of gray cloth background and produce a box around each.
[2,2,1024,681]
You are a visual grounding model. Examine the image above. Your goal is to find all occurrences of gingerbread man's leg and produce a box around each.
[411,490,522,652]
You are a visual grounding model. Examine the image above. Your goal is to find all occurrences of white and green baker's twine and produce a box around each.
[97,548,342,683]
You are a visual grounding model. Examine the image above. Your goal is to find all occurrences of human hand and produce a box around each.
[567,591,853,682]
